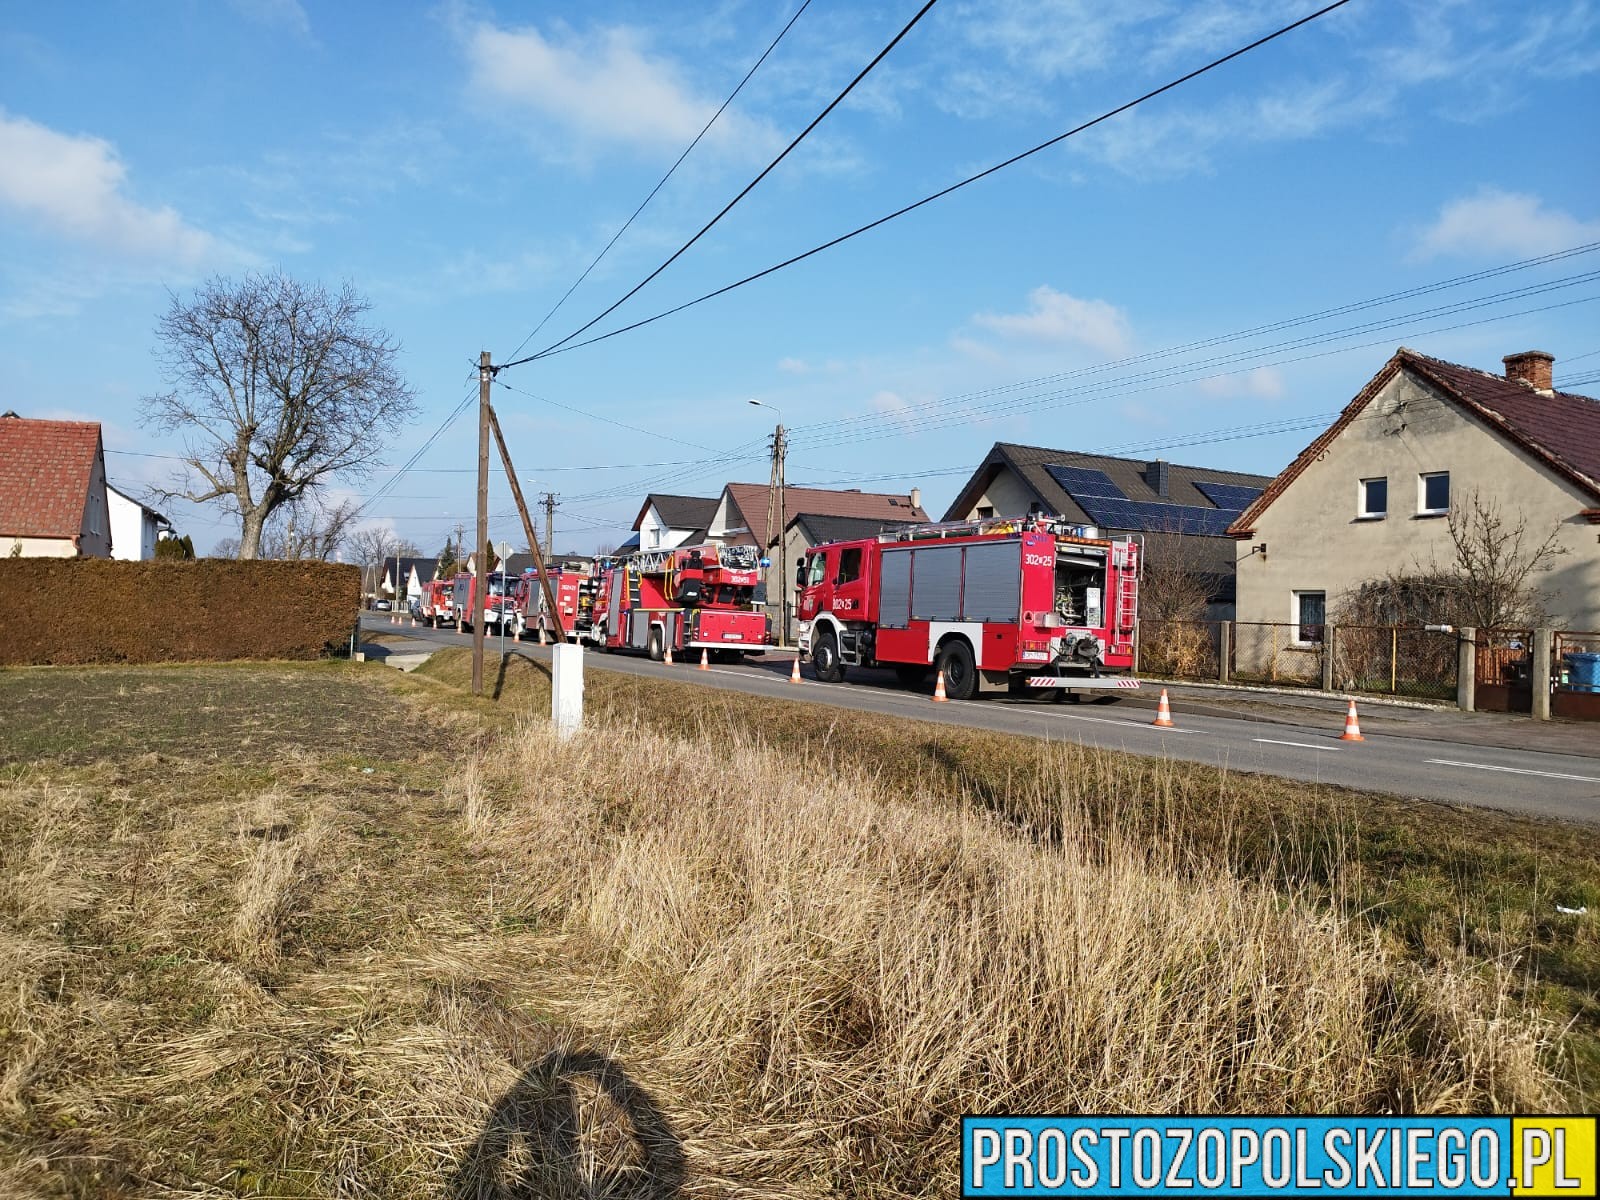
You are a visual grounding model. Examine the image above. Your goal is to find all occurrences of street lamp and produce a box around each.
[747,399,788,647]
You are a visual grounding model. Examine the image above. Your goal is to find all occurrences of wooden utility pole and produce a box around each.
[541,492,558,559]
[489,406,566,639]
[761,421,789,645]
[472,351,491,696]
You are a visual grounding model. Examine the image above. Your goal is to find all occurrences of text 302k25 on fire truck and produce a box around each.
[796,515,1141,701]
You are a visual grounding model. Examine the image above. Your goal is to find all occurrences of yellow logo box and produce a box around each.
[1513,1118,1597,1197]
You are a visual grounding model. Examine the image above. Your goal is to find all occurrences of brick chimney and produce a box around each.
[1503,350,1554,393]
[1144,459,1171,497]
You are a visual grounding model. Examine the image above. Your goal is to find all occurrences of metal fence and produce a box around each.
[1229,621,1325,689]
[1553,630,1600,720]
[1330,624,1458,701]
[1137,620,1458,701]
[1474,628,1534,713]
[1135,619,1221,681]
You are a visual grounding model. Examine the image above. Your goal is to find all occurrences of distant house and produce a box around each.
[106,483,171,560]
[380,555,438,607]
[943,442,1274,616]
[1229,347,1600,636]
[709,482,929,638]
[0,412,112,558]
[632,493,719,552]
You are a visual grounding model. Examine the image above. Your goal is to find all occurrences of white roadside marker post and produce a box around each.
[551,642,584,739]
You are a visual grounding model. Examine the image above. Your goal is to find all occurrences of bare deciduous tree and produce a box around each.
[1440,490,1566,628]
[348,525,421,594]
[141,271,418,559]
[259,496,361,562]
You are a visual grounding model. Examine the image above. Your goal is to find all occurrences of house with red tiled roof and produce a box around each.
[0,412,112,558]
[1228,348,1600,639]
[708,481,929,641]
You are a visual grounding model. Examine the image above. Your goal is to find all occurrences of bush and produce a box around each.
[1,559,358,665]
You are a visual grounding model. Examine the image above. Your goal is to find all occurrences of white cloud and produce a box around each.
[971,286,1133,357]
[463,20,776,158]
[777,356,810,374]
[0,110,226,266]
[1412,189,1600,261]
[1198,367,1286,400]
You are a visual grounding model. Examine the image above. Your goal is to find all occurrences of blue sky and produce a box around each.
[2,0,1598,556]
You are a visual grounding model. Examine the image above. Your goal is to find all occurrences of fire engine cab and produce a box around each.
[590,543,769,660]
[796,515,1140,701]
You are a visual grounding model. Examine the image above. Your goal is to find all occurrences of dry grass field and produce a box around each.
[0,653,1595,1197]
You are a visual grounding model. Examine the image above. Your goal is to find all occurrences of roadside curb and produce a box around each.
[1142,676,1449,712]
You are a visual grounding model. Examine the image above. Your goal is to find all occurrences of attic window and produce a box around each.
[976,505,995,518]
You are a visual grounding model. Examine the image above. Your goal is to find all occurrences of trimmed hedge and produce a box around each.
[2,559,360,665]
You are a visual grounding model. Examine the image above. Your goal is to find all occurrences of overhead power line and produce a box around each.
[791,242,1600,439]
[498,0,943,371]
[498,0,815,365]
[505,0,1355,366]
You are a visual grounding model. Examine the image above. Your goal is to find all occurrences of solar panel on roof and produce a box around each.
[1044,464,1125,498]
[1070,494,1239,536]
[1194,481,1264,512]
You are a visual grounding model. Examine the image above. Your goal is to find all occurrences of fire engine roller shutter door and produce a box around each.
[608,570,626,637]
[961,540,1023,623]
[910,545,963,622]
[878,547,913,629]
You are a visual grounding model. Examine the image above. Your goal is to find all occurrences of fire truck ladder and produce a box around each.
[1116,572,1138,632]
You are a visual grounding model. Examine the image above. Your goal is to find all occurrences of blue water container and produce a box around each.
[1564,651,1600,693]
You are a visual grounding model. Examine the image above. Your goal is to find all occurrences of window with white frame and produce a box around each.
[1418,471,1450,515]
[1358,477,1387,518]
[1292,590,1326,645]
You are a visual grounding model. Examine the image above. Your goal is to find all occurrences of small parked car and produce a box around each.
[373,599,392,611]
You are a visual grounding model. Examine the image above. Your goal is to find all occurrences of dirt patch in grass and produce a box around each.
[0,661,440,769]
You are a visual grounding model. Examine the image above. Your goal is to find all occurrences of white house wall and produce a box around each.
[952,467,1037,519]
[1236,370,1600,632]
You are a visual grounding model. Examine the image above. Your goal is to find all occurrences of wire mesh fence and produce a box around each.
[1229,621,1325,689]
[1135,619,1221,681]
[1138,620,1460,701]
[1331,625,1458,701]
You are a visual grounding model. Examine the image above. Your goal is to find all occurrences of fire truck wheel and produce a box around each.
[647,628,665,662]
[812,628,846,682]
[935,640,978,701]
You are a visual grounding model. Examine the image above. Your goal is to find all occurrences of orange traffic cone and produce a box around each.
[1339,699,1365,741]
[1152,689,1175,727]
[664,643,674,666]
[932,670,949,702]
[699,648,711,671]
[789,656,802,683]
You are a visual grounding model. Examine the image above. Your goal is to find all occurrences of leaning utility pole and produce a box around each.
[472,351,491,696]
[541,492,558,559]
[489,408,565,640]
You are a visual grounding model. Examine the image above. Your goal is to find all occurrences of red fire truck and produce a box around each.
[590,543,769,660]
[796,515,1141,701]
[451,571,519,633]
[420,578,454,627]
[512,568,582,640]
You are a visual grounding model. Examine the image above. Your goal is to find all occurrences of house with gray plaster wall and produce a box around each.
[1228,348,1600,648]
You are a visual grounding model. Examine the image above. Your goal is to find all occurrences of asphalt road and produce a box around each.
[364,616,1600,824]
